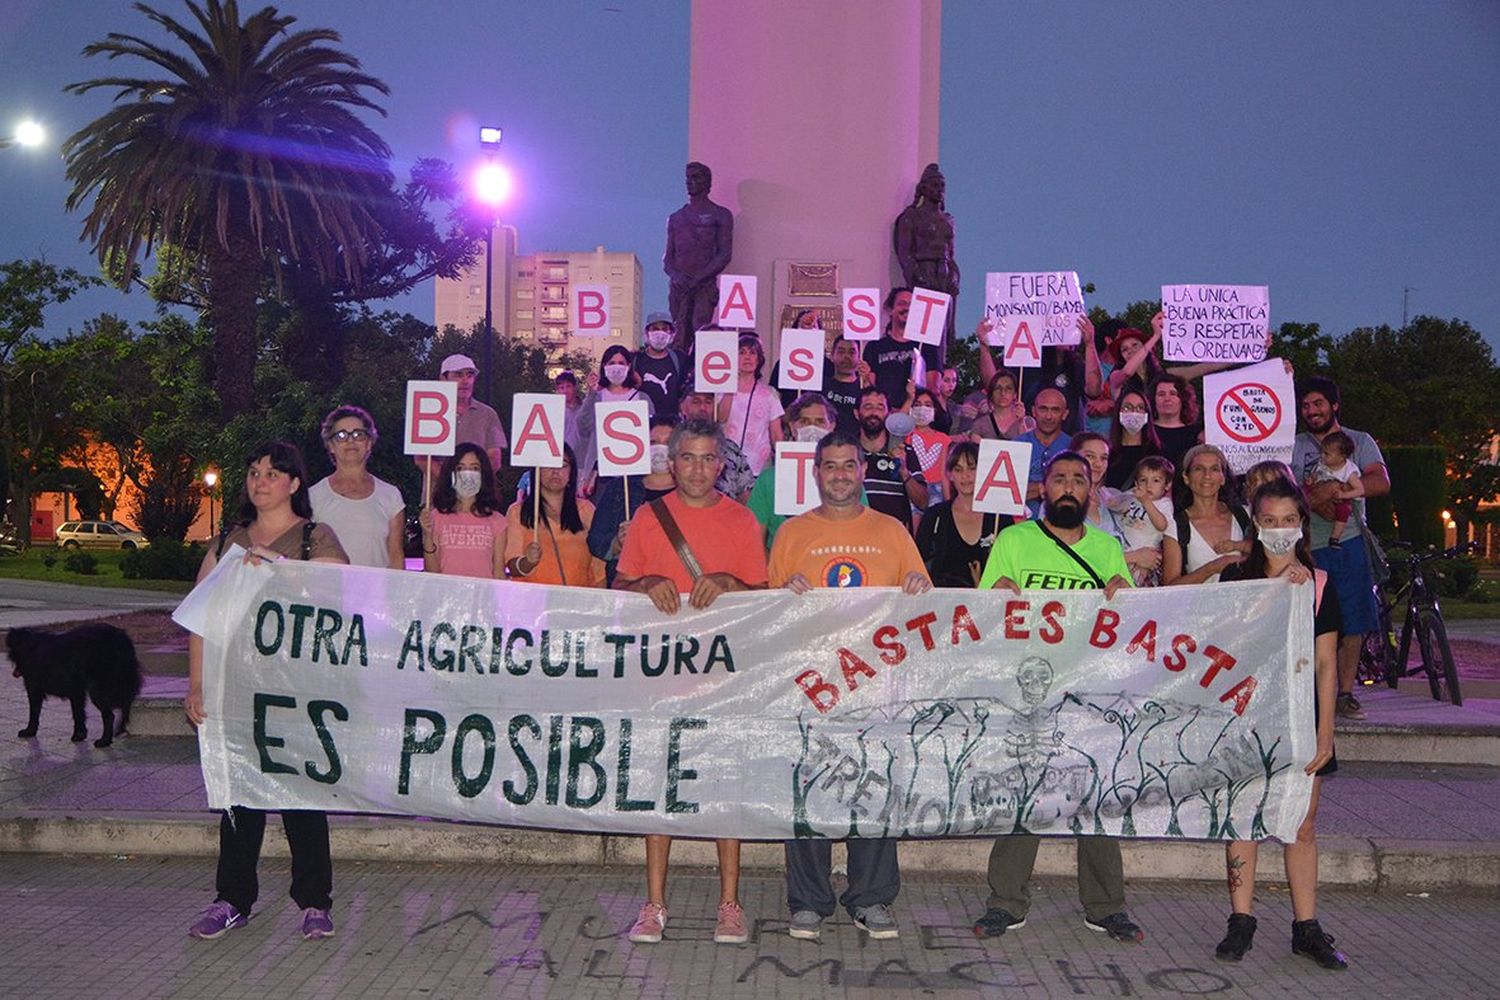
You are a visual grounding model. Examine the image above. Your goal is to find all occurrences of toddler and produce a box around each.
[1105,455,1175,585]
[1307,431,1363,546]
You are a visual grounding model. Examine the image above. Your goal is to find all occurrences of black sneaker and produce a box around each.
[1292,918,1349,970]
[1214,912,1257,961]
[1335,693,1366,721]
[972,908,1026,938]
[1084,911,1145,943]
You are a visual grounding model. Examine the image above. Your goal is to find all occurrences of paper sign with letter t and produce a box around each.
[716,274,757,329]
[773,442,820,516]
[906,286,950,345]
[510,393,565,468]
[972,439,1032,516]
[404,380,457,456]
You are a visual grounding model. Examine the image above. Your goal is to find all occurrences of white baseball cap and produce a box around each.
[440,353,477,375]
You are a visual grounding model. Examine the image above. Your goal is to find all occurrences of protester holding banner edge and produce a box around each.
[504,443,604,586]
[420,444,505,579]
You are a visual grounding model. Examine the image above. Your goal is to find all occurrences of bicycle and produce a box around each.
[1358,541,1474,706]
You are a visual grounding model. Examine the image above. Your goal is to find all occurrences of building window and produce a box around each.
[515,287,534,300]
[514,328,533,340]
[544,266,568,281]
[542,285,565,301]
[515,309,534,320]
[611,327,623,338]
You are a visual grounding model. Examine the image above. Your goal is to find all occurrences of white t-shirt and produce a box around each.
[723,381,785,476]
[309,476,406,568]
[1312,460,1357,485]
[1116,494,1174,553]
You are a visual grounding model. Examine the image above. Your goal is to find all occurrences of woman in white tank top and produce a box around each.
[1162,444,1245,586]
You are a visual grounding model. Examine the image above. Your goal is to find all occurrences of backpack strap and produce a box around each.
[1229,503,1252,536]
[1174,507,1192,553]
[214,524,234,560]
[301,521,316,561]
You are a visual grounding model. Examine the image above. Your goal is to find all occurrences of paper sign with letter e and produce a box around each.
[777,329,824,392]
[997,316,1043,368]
[404,380,458,456]
[571,284,609,337]
[906,286,950,346]
[841,287,881,341]
[510,393,565,468]
[694,330,738,393]
[1162,284,1270,363]
[772,442,820,517]
[594,400,652,477]
[716,274,757,329]
[1203,359,1294,474]
[985,271,1085,347]
[972,439,1032,516]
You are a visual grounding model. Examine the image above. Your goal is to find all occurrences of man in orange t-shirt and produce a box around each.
[613,418,767,947]
[768,429,931,943]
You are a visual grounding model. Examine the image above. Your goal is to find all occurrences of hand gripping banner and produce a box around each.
[176,550,1315,842]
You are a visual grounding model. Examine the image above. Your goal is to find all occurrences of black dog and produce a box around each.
[8,623,143,748]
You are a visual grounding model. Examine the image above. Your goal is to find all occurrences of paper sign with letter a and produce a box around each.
[999,316,1042,369]
[972,439,1031,517]
[906,286,950,346]
[841,287,881,341]
[571,284,609,337]
[777,329,824,392]
[773,442,820,517]
[510,393,565,468]
[404,380,458,456]
[716,274,757,329]
[695,330,738,393]
[594,400,651,477]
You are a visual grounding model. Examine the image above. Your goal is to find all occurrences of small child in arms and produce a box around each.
[1307,431,1363,546]
[1104,456,1175,586]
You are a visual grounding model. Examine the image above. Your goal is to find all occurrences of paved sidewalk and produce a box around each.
[1,855,1495,1000]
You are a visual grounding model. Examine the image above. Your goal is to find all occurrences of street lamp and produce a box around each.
[473,126,511,406]
[203,471,218,540]
[0,119,45,150]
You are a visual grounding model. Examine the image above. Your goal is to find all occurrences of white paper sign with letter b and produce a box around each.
[1162,284,1270,363]
[510,393,565,468]
[773,442,819,516]
[404,380,458,456]
[972,439,1032,517]
[777,329,824,392]
[594,400,652,477]
[716,274,757,329]
[695,330,738,393]
[906,286,950,346]
[841,287,881,341]
[572,284,609,337]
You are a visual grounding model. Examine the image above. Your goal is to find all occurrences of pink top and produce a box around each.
[433,509,503,578]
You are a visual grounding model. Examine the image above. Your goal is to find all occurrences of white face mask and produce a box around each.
[645,329,673,351]
[648,443,671,473]
[452,469,482,499]
[604,363,630,385]
[795,423,828,443]
[911,405,935,426]
[1259,526,1302,555]
[1119,411,1149,433]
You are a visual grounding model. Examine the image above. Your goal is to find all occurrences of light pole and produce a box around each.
[203,471,218,540]
[0,119,45,151]
[475,126,510,407]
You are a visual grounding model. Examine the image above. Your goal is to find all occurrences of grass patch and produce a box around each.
[0,546,194,594]
[1440,601,1500,621]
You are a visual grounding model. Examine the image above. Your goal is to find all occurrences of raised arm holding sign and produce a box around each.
[1162,284,1270,363]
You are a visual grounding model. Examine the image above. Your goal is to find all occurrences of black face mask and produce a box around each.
[1047,495,1088,529]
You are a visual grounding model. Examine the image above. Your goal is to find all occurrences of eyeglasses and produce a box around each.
[330,429,370,442]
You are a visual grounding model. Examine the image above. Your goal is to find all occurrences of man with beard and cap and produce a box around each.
[973,450,1142,945]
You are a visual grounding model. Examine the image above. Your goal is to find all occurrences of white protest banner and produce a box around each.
[177,555,1314,842]
[510,393,565,468]
[403,381,458,457]
[772,442,819,516]
[594,400,652,477]
[906,286,950,346]
[973,439,1032,516]
[777,329,825,392]
[985,271,1086,347]
[571,284,609,337]
[842,287,881,341]
[1203,360,1295,474]
[716,274,757,329]
[1162,284,1270,363]
[694,330,738,393]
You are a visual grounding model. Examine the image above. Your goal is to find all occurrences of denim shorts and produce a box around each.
[1313,541,1380,636]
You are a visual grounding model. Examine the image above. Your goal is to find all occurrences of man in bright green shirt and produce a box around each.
[973,449,1141,946]
[747,392,866,549]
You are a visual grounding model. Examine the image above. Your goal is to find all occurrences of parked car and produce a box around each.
[0,521,21,554]
[54,520,150,550]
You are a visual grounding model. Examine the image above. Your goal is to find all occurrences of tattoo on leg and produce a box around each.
[1227,855,1246,892]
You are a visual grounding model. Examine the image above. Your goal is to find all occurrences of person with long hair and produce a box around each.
[905,387,951,508]
[1208,478,1348,970]
[309,405,405,569]
[183,441,348,941]
[716,331,785,477]
[1149,371,1202,474]
[420,443,505,579]
[505,444,604,586]
[1104,384,1162,489]
[915,441,1013,587]
[1162,444,1249,586]
[577,344,656,496]
[970,369,1034,441]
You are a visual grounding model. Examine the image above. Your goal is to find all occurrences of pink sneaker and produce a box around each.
[627,902,667,943]
[714,900,748,944]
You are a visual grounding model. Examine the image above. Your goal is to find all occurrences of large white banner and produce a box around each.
[176,552,1314,842]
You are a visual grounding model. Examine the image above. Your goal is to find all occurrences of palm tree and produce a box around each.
[63,0,394,418]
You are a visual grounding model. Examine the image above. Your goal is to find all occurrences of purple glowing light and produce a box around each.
[474,161,513,207]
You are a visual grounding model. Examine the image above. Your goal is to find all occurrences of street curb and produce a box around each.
[1,811,1494,893]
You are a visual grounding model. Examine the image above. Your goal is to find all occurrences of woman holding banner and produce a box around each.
[184,441,348,941]
[505,444,604,586]
[420,444,505,579]
[915,441,1012,587]
[1207,478,1348,970]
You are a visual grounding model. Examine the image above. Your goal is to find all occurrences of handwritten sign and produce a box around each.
[571,284,609,337]
[510,393,565,468]
[1203,360,1294,473]
[777,329,825,392]
[595,400,652,477]
[1162,284,1270,362]
[907,286,949,346]
[403,381,458,456]
[984,271,1086,347]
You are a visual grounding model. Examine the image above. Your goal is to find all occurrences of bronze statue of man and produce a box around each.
[664,161,734,349]
[893,163,959,345]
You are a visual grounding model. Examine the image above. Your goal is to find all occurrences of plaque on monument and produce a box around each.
[786,262,840,297]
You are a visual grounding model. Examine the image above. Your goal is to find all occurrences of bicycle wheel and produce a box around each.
[1427,608,1463,707]
[1414,609,1444,702]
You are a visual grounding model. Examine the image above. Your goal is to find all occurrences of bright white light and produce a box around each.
[203,471,218,488]
[479,125,503,146]
[14,120,44,147]
[474,161,513,207]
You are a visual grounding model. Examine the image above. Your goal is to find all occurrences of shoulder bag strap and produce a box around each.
[1034,521,1107,588]
[649,498,703,582]
[301,520,316,561]
[738,383,756,450]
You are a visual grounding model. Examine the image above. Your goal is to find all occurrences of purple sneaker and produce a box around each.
[189,901,247,939]
[299,907,335,940]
